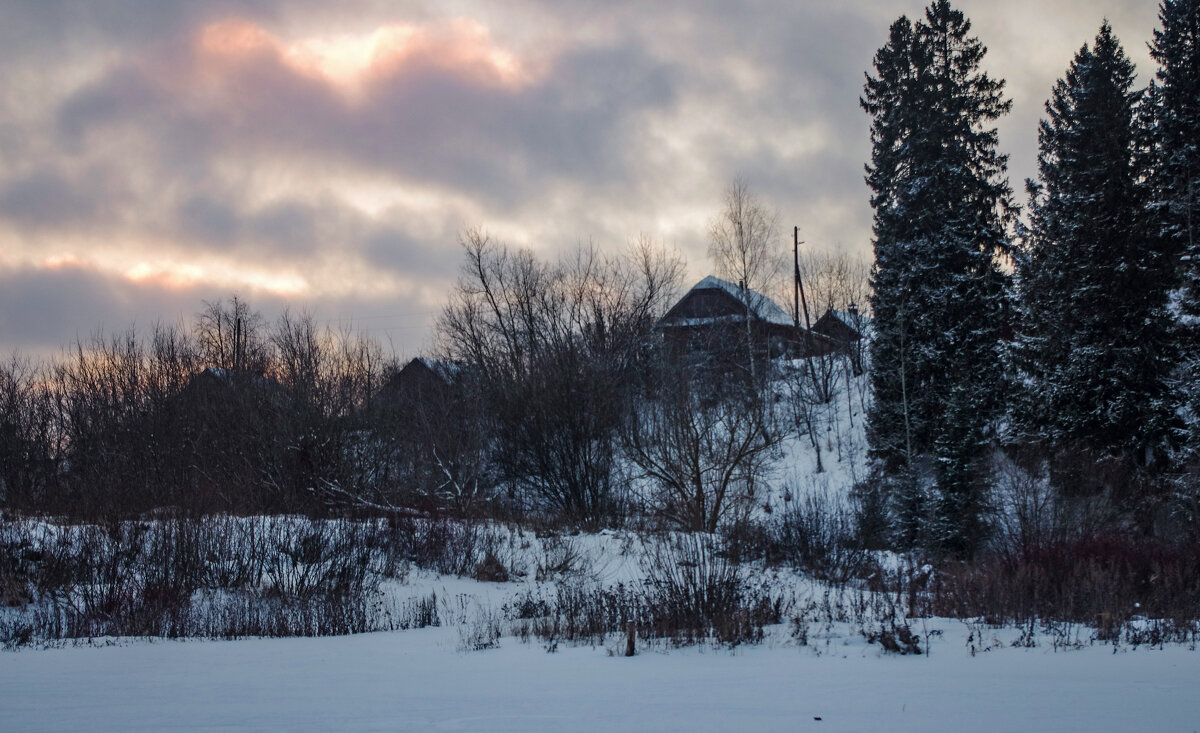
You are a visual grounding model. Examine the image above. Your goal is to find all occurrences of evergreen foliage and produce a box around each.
[1148,1,1200,273]
[1018,23,1178,466]
[1146,1,1200,466]
[862,0,1014,555]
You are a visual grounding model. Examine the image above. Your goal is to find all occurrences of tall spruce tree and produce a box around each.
[1146,1,1200,467]
[1018,23,1177,468]
[862,0,1014,555]
[1148,1,1200,273]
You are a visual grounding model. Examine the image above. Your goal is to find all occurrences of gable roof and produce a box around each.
[813,308,870,338]
[658,275,795,329]
[829,309,868,328]
[413,357,462,384]
[196,367,284,391]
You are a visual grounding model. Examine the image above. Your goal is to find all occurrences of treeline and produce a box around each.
[862,0,1200,557]
[0,298,394,517]
[0,229,867,527]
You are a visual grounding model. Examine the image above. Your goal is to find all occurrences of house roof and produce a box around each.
[396,357,465,386]
[410,357,463,385]
[661,275,795,328]
[834,308,869,325]
[823,307,872,335]
[198,367,283,390]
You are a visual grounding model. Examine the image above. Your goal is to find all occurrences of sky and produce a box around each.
[0,0,1162,360]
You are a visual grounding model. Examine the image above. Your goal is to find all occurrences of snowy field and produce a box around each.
[3,621,1198,732]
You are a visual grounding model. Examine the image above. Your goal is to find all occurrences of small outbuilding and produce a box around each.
[379,358,463,407]
[810,306,868,372]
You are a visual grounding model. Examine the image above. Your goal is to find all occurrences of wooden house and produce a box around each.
[810,306,868,372]
[175,367,289,415]
[379,358,463,407]
[655,275,842,362]
[656,276,796,357]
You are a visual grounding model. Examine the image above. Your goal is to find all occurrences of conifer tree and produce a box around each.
[1019,23,1177,466]
[862,1,1014,555]
[1148,0,1200,272]
[1146,1,1200,464]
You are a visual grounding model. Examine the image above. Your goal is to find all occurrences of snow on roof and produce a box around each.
[689,275,795,327]
[827,309,870,331]
[197,366,284,394]
[414,357,462,383]
[201,366,275,384]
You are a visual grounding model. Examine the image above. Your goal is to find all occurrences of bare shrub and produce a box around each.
[622,367,778,533]
[864,619,922,654]
[396,517,481,576]
[728,484,866,582]
[458,606,504,651]
[988,452,1110,559]
[506,580,643,648]
[502,536,786,649]
[925,534,1200,642]
[641,534,786,645]
[262,517,374,600]
[0,515,422,646]
[535,534,587,581]
[472,551,509,583]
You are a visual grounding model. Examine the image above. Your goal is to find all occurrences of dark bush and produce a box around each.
[473,551,509,583]
[506,534,787,649]
[724,488,867,583]
[924,534,1200,640]
[396,517,481,576]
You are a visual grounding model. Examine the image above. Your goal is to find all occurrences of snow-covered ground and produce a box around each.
[4,372,1197,731]
[3,621,1198,732]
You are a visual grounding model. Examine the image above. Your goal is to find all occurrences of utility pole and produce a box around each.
[739,221,756,384]
[794,226,814,352]
[234,315,242,373]
[793,226,801,328]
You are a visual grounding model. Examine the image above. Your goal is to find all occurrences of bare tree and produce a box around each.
[622,361,779,533]
[708,179,783,385]
[268,311,396,513]
[0,356,55,510]
[195,296,269,373]
[437,229,682,527]
[778,249,874,474]
[795,250,872,320]
[707,179,782,295]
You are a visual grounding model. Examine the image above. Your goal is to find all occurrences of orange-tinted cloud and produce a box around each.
[197,18,532,101]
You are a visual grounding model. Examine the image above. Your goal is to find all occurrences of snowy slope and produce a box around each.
[3,370,1197,731]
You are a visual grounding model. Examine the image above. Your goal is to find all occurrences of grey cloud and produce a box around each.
[175,195,335,256]
[0,262,178,355]
[177,194,240,245]
[0,0,1167,360]
[0,261,438,360]
[57,67,160,148]
[52,32,680,209]
[0,1,280,64]
[0,166,107,228]
[363,225,462,279]
[250,201,323,252]
[170,183,469,275]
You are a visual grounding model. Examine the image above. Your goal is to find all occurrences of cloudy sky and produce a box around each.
[0,0,1161,359]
